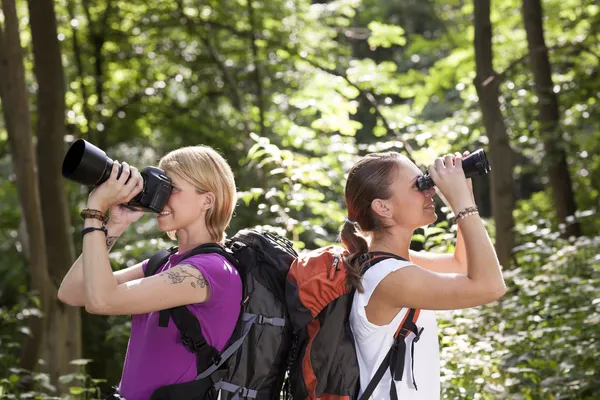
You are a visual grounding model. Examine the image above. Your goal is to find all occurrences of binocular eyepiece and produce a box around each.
[62,139,173,213]
[416,149,491,191]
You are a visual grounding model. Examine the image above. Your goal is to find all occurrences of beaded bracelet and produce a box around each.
[452,206,479,224]
[81,208,109,224]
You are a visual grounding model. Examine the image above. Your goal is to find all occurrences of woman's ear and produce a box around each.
[371,198,392,219]
[202,192,216,211]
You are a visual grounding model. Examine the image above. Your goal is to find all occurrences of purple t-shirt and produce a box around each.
[118,251,242,400]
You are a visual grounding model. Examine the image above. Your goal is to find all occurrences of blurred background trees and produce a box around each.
[0,0,598,398]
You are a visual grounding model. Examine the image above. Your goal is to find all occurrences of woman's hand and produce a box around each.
[428,153,475,213]
[108,203,145,227]
[87,161,145,216]
[460,151,475,202]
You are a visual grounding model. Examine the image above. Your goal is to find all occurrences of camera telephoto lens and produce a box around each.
[62,139,173,213]
[62,139,118,186]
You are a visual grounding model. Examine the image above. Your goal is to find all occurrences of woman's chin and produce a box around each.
[156,218,171,232]
[422,212,438,226]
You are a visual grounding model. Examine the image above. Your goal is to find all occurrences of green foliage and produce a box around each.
[0,298,107,399]
[1,0,600,396]
[438,212,600,399]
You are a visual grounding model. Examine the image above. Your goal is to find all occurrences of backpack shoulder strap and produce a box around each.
[182,243,239,268]
[357,251,420,400]
[360,251,410,276]
[145,246,178,277]
[146,242,238,279]
[150,243,240,376]
[358,307,421,400]
[156,243,238,330]
[169,305,221,373]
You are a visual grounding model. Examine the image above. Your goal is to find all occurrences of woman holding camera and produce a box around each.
[58,146,241,400]
[341,151,506,399]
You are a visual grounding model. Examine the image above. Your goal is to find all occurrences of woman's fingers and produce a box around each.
[428,162,440,182]
[119,162,131,182]
[444,153,455,167]
[454,153,463,170]
[110,160,120,180]
[123,167,143,201]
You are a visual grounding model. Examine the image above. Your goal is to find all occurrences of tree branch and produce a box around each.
[302,56,414,157]
[498,53,529,80]
[499,35,600,80]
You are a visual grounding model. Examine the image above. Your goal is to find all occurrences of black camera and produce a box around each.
[62,139,173,213]
[416,149,491,191]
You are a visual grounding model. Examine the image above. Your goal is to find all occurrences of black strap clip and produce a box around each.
[256,314,273,325]
[181,335,205,351]
[237,387,251,397]
[413,327,424,343]
[230,241,245,252]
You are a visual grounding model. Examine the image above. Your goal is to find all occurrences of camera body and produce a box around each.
[416,149,491,191]
[126,166,173,213]
[62,139,173,213]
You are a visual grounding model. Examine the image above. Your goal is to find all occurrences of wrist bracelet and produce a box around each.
[452,206,479,224]
[81,208,109,224]
[81,226,108,239]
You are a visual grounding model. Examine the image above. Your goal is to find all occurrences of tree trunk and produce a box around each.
[27,0,81,389]
[0,0,52,373]
[473,0,515,268]
[521,0,581,237]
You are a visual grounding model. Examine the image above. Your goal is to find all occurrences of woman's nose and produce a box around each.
[423,187,435,198]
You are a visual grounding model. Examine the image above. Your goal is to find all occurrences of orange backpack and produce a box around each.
[285,246,422,400]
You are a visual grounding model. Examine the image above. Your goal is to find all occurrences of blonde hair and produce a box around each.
[158,145,236,243]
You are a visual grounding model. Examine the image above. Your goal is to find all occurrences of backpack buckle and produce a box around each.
[237,387,250,397]
[181,335,204,351]
[231,241,245,251]
[212,353,222,366]
[256,314,275,325]
[398,327,410,338]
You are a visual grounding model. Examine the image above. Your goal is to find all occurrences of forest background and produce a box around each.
[0,0,598,398]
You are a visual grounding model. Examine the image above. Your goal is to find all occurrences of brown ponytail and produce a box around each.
[340,220,369,292]
[339,152,402,292]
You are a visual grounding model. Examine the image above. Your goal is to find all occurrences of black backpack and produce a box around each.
[145,229,297,400]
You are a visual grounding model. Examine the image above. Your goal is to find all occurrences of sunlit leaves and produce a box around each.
[367,21,406,49]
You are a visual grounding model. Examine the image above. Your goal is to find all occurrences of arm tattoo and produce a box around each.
[106,236,119,250]
[166,264,208,289]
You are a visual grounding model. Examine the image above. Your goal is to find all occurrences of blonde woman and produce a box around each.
[58,145,241,400]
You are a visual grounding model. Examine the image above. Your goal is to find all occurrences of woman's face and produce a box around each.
[156,172,211,232]
[378,157,438,229]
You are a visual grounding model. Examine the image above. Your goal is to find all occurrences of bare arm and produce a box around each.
[81,217,210,315]
[373,214,506,314]
[57,221,144,307]
[409,224,468,274]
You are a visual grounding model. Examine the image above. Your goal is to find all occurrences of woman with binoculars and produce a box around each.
[341,151,507,399]
[58,145,242,400]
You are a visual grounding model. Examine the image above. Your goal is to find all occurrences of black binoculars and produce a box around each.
[61,139,173,213]
[416,149,491,191]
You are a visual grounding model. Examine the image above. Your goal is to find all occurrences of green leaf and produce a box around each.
[69,386,86,395]
[69,359,93,366]
[367,21,406,49]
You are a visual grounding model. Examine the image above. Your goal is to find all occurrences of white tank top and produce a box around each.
[350,258,440,399]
